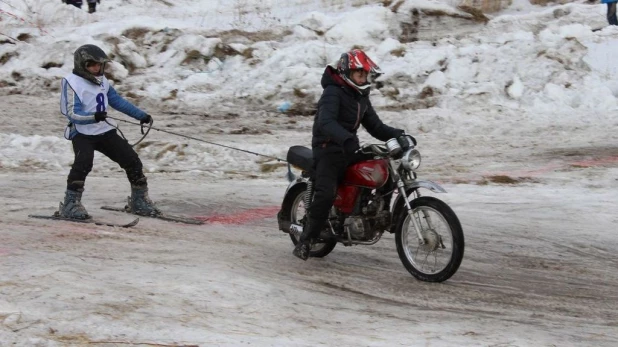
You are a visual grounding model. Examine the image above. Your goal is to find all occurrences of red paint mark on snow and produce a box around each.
[569,155,618,168]
[195,206,280,225]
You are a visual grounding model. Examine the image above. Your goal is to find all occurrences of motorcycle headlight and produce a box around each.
[401,149,421,171]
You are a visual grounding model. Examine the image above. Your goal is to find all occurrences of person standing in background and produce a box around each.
[62,0,83,10]
[602,0,618,26]
[62,0,99,13]
[86,0,99,13]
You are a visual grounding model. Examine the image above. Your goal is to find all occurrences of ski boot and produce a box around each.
[58,182,90,220]
[126,178,161,216]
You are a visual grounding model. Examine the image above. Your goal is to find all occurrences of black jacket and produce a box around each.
[311,66,404,150]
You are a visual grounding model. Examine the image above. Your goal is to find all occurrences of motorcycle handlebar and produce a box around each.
[359,143,390,156]
[360,142,417,157]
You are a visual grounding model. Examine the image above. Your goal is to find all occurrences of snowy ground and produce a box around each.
[1,0,618,346]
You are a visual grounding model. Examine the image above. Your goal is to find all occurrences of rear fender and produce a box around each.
[283,177,308,199]
[277,179,308,232]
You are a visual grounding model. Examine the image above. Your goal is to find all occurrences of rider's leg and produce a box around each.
[293,149,346,260]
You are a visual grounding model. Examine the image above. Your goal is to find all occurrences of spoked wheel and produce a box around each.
[395,196,464,282]
[281,186,337,258]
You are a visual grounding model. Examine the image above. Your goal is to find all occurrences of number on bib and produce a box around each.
[95,93,106,113]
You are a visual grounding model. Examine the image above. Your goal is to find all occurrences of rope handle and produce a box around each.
[106,115,288,163]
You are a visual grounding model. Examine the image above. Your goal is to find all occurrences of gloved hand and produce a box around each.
[397,134,417,150]
[343,138,360,155]
[140,114,152,125]
[94,111,107,123]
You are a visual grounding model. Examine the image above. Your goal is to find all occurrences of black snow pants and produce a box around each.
[308,147,349,223]
[67,129,145,191]
[304,147,382,240]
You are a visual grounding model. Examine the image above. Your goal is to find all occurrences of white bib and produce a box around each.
[64,74,117,135]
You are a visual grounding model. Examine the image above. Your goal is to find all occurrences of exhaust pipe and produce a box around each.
[278,220,303,238]
[289,223,303,238]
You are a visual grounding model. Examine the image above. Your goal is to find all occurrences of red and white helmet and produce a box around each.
[337,49,383,95]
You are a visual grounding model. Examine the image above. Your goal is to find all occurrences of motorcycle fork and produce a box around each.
[409,189,441,243]
[396,180,426,245]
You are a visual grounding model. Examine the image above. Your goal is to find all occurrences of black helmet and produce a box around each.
[336,49,383,96]
[73,44,110,85]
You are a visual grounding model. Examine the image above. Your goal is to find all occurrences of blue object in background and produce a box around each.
[278,101,291,112]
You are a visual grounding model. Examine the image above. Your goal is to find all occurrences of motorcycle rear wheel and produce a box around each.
[395,196,464,282]
[281,185,337,258]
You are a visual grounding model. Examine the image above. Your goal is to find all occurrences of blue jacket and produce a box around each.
[602,0,618,4]
[60,74,148,139]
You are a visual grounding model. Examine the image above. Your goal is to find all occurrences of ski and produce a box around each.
[100,206,205,225]
[28,214,139,228]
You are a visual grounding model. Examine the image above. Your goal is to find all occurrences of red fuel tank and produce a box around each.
[343,159,389,189]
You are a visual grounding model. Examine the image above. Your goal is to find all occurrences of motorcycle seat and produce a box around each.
[287,146,314,173]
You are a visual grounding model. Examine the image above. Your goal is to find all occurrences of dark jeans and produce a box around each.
[608,3,617,26]
[67,129,144,190]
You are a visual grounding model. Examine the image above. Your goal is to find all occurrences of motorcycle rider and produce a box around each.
[293,49,416,260]
[57,44,160,219]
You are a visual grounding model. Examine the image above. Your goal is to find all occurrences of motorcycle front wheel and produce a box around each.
[280,185,337,258]
[394,196,464,282]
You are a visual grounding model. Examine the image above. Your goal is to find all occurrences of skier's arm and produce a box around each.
[60,78,97,124]
[107,85,148,121]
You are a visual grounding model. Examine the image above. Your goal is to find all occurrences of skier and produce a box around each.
[58,44,160,219]
[293,49,415,260]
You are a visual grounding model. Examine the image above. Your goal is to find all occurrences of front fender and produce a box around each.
[403,179,447,193]
[389,180,446,234]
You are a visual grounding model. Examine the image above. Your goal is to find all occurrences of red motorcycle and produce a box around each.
[277,138,464,282]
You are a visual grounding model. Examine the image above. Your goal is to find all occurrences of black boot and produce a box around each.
[292,217,324,261]
[126,178,161,216]
[58,181,90,219]
[88,2,96,13]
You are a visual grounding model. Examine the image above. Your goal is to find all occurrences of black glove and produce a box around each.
[140,114,152,125]
[343,139,360,155]
[94,111,107,122]
[397,134,417,150]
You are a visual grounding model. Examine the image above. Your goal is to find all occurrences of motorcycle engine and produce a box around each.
[343,192,391,241]
[344,216,371,240]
